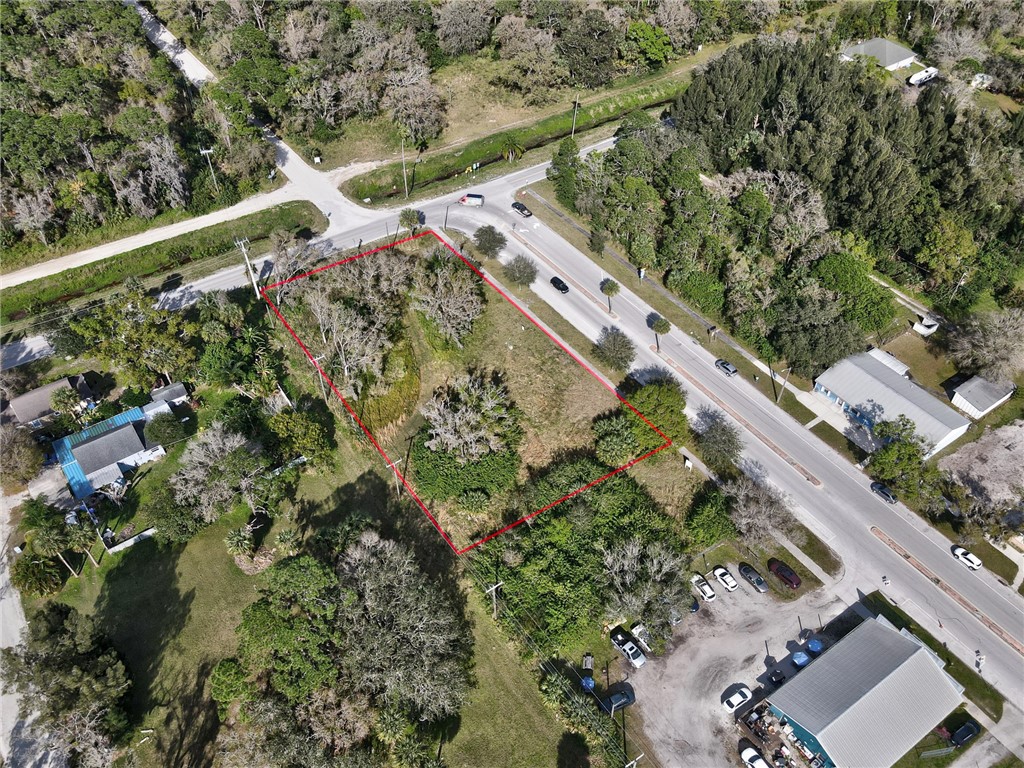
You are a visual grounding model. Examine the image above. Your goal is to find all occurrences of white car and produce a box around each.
[952,546,982,571]
[741,746,770,768]
[691,573,717,602]
[713,565,739,592]
[723,686,752,713]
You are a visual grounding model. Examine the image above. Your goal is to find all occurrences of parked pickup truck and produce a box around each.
[610,625,647,669]
[458,193,484,206]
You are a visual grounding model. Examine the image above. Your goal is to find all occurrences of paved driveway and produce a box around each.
[631,573,847,767]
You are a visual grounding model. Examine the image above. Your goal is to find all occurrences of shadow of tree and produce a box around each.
[91,539,194,741]
[557,731,591,767]
[151,659,219,768]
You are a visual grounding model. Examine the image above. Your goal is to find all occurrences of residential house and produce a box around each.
[55,403,171,499]
[150,381,189,407]
[840,38,918,71]
[814,350,970,457]
[6,376,93,429]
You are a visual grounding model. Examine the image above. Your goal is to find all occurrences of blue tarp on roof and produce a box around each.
[55,407,145,498]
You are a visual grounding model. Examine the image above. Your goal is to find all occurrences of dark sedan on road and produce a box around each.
[512,201,533,217]
[550,276,570,294]
[870,482,898,504]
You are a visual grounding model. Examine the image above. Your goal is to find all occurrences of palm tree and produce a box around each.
[600,279,620,313]
[32,524,76,577]
[50,387,83,425]
[10,556,62,596]
[66,523,100,568]
[652,316,671,352]
[500,132,525,163]
[398,208,420,233]
[225,527,254,557]
[275,528,301,558]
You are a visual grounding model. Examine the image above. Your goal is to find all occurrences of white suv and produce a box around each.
[691,573,717,601]
[952,546,982,571]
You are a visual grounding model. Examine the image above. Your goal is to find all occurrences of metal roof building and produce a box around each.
[768,617,963,768]
[814,352,970,457]
[55,404,170,498]
[840,38,918,71]
[7,375,93,428]
[951,376,1015,420]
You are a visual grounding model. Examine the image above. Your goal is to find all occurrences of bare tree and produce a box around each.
[722,475,791,546]
[267,230,312,307]
[421,372,519,463]
[928,28,987,69]
[44,704,117,768]
[435,1,494,56]
[11,188,54,245]
[413,252,484,347]
[295,688,373,755]
[170,423,262,522]
[948,308,1024,383]
[653,0,697,51]
[141,134,189,209]
[382,80,447,143]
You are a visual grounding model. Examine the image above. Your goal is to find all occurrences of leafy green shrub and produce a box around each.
[684,488,736,550]
[666,267,726,316]
[144,412,187,446]
[411,433,519,500]
[503,254,538,286]
[593,414,640,467]
[210,658,251,720]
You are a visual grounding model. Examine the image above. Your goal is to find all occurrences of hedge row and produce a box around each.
[344,79,688,203]
[2,202,324,325]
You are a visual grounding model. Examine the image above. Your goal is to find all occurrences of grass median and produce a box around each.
[2,202,326,341]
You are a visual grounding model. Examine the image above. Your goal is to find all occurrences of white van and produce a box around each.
[458,193,484,206]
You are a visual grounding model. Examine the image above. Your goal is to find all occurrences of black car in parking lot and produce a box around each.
[550,276,570,294]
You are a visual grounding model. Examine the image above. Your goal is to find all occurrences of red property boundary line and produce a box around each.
[261,229,671,554]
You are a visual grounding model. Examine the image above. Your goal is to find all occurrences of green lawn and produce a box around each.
[863,592,1004,722]
[809,421,870,464]
[444,588,585,768]
[787,521,843,578]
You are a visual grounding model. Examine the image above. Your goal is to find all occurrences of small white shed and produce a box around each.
[951,377,1015,420]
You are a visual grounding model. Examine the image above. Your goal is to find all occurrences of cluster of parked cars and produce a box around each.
[690,559,801,604]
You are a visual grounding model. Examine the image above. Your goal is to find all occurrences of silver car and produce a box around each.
[739,563,769,593]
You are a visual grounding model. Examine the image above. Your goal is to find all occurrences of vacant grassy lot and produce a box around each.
[863,592,1004,722]
[810,421,870,465]
[882,331,957,395]
[444,588,584,768]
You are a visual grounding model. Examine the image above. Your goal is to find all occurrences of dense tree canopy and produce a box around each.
[1,2,272,253]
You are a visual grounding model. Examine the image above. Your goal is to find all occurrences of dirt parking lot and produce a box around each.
[629,569,848,767]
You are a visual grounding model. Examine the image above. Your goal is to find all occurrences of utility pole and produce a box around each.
[401,135,409,198]
[775,367,792,403]
[444,205,450,230]
[949,271,969,302]
[385,457,403,496]
[199,147,219,193]
[902,11,912,36]
[235,237,259,298]
[571,93,580,138]
[310,353,328,402]
[485,580,504,620]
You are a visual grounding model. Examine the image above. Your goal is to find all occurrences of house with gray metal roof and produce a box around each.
[840,38,918,71]
[150,381,189,406]
[814,351,970,457]
[767,617,963,768]
[6,375,93,428]
[951,376,1015,420]
[54,402,171,498]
